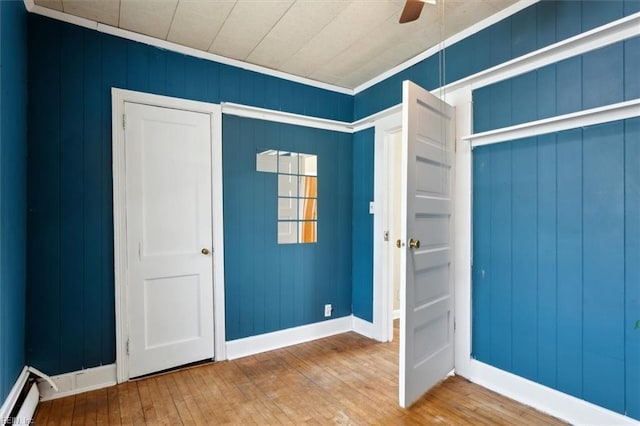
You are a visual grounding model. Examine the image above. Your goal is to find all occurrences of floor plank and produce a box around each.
[33,326,565,425]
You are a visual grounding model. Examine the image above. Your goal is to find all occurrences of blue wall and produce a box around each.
[223,116,353,340]
[351,129,375,322]
[471,4,639,418]
[472,118,640,419]
[354,0,640,120]
[349,0,640,322]
[26,14,353,375]
[474,38,640,132]
[0,0,27,403]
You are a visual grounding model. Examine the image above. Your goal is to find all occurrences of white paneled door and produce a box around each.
[124,102,214,378]
[399,81,455,407]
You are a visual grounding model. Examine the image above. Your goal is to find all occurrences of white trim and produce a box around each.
[112,88,226,382]
[355,12,639,127]
[450,87,474,384]
[15,384,39,424]
[463,99,640,148]
[352,104,402,133]
[21,1,352,96]
[445,12,640,96]
[36,364,117,402]
[392,309,400,320]
[372,112,403,343]
[221,102,353,134]
[226,316,353,360]
[0,366,30,420]
[352,316,375,339]
[353,1,539,94]
[463,361,639,425]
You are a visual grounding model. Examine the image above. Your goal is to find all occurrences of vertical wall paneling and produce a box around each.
[472,119,639,419]
[556,56,583,116]
[581,122,625,413]
[0,0,27,402]
[582,44,624,110]
[555,129,583,399]
[222,116,352,340]
[82,28,102,368]
[59,23,85,374]
[471,148,491,361]
[535,134,557,389]
[510,138,538,381]
[474,37,637,133]
[624,37,640,101]
[354,1,637,121]
[488,144,512,371]
[351,129,374,322]
[27,13,352,375]
[625,117,640,419]
[26,14,62,374]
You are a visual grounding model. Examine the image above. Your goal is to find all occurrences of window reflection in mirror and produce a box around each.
[257,149,317,244]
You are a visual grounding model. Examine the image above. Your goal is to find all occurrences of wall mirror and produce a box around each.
[257,150,317,244]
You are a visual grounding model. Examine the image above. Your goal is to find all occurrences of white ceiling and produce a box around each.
[34,0,518,90]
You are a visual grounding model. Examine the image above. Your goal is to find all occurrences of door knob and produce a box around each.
[201,248,210,255]
[396,239,402,248]
[409,239,420,249]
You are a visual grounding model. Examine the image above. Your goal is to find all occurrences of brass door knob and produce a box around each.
[396,239,402,248]
[409,239,420,249]
[201,248,210,255]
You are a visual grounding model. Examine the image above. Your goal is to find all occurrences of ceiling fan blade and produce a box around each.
[399,0,425,24]
[399,0,436,24]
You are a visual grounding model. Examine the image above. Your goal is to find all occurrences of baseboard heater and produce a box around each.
[0,367,57,425]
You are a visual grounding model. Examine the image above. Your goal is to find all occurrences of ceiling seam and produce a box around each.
[243,0,296,62]
[207,1,239,53]
[164,0,180,40]
[263,1,352,74]
[303,4,406,82]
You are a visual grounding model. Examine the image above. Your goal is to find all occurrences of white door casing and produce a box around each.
[399,80,455,408]
[112,89,226,382]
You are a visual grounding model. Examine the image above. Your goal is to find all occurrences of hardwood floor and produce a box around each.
[34,328,564,425]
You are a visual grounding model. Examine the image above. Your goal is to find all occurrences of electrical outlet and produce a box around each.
[324,304,332,317]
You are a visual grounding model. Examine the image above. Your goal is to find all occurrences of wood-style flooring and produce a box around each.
[34,325,564,425]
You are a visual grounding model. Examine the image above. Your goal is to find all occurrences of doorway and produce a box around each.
[387,130,403,331]
[112,89,226,383]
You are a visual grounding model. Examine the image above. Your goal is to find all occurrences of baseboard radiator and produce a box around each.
[1,367,57,425]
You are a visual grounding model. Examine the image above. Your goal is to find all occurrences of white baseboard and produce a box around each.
[392,309,400,320]
[37,364,117,401]
[464,360,638,425]
[0,366,30,420]
[352,316,375,338]
[15,384,39,423]
[226,316,353,360]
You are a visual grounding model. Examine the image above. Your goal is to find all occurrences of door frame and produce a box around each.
[372,111,402,343]
[112,88,226,383]
[371,87,472,371]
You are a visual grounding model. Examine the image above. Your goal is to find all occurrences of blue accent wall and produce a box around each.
[0,0,27,403]
[474,38,640,133]
[351,129,375,321]
[26,14,353,375]
[470,4,639,418]
[223,116,352,340]
[354,0,639,120]
[472,119,640,419]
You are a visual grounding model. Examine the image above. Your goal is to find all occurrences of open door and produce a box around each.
[398,80,455,407]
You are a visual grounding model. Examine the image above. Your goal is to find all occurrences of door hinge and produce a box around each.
[122,114,126,130]
[126,339,130,355]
